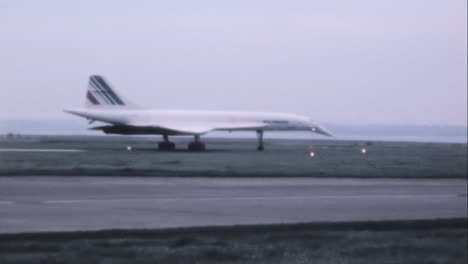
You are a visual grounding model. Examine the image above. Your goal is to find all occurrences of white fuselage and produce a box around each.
[66,108,316,132]
[66,75,332,148]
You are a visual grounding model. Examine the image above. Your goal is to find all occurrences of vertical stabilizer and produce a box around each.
[85,75,135,108]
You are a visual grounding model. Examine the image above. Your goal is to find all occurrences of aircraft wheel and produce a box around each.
[158,141,176,151]
[188,142,206,151]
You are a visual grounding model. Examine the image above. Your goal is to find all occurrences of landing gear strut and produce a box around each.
[257,130,264,151]
[158,134,175,151]
[188,135,206,151]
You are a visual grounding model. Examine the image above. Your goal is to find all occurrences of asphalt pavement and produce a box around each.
[0,177,466,233]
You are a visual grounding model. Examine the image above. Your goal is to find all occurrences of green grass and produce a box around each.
[0,135,466,177]
[0,219,466,264]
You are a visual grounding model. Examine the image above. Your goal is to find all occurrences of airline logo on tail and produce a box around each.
[87,75,125,106]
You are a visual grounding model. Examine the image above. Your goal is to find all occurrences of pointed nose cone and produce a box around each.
[310,124,333,137]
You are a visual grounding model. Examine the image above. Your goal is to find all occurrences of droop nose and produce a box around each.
[310,124,333,137]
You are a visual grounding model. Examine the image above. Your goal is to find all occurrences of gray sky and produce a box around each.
[0,0,466,125]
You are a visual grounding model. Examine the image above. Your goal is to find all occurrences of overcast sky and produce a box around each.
[0,0,466,125]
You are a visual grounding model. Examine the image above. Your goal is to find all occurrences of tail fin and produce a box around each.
[86,75,134,108]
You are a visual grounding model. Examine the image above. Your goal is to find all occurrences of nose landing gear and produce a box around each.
[257,130,264,151]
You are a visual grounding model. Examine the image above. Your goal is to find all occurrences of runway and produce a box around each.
[0,177,466,234]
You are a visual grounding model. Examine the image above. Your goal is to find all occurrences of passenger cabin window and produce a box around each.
[263,120,289,124]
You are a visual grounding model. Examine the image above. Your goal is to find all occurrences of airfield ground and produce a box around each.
[1,177,465,233]
[0,219,466,264]
[0,135,466,177]
[0,135,466,263]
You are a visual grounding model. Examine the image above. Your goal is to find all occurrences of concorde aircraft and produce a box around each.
[65,75,332,151]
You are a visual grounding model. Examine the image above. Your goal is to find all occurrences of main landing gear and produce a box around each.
[188,135,206,151]
[257,130,264,151]
[158,134,175,151]
[158,133,263,152]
